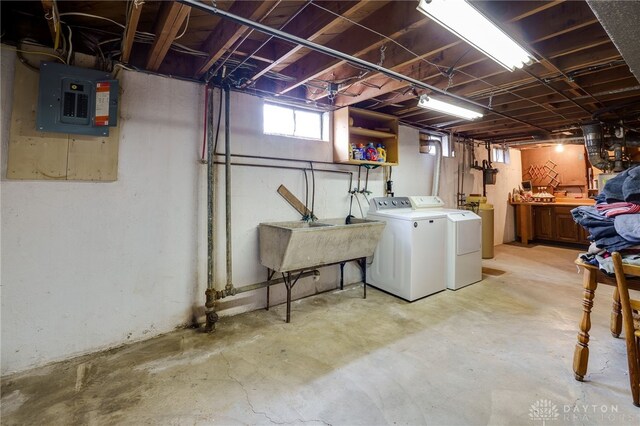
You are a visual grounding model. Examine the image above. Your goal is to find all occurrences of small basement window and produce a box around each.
[492,145,510,163]
[263,103,327,140]
[421,133,454,157]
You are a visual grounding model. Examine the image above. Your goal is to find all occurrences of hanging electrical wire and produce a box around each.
[174,9,191,41]
[217,0,311,85]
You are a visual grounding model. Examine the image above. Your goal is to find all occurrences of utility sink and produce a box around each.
[259,218,385,272]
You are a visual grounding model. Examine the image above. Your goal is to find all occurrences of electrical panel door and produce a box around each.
[36,62,118,136]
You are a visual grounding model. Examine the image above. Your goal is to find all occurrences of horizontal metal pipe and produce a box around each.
[506,137,584,147]
[177,0,548,133]
[217,152,338,167]
[230,270,320,296]
[212,160,353,176]
[523,69,592,114]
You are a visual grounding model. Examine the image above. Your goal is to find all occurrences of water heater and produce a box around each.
[36,62,119,137]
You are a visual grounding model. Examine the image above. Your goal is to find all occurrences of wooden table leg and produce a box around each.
[573,267,598,381]
[610,287,622,338]
[517,204,532,245]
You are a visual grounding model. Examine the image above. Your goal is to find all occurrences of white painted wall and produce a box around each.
[1,50,202,374]
[1,48,519,375]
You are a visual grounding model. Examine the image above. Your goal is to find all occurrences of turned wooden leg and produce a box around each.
[610,287,622,338]
[573,268,598,381]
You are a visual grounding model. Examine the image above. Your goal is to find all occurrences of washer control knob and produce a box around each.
[392,200,398,206]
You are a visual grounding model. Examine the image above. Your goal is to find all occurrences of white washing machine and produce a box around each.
[366,197,447,301]
[409,196,482,290]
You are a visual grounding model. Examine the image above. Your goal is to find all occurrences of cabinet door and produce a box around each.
[534,206,554,240]
[555,212,580,242]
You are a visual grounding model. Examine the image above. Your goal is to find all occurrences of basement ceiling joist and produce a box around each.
[1,0,639,142]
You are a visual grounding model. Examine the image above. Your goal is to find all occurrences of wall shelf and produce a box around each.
[333,107,399,165]
[349,126,396,139]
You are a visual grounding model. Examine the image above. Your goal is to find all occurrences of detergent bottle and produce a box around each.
[356,143,365,160]
[351,144,361,160]
[365,142,378,161]
[376,144,386,162]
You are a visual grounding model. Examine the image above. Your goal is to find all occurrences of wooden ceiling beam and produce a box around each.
[329,1,597,107]
[276,1,436,95]
[473,0,566,23]
[195,0,279,78]
[241,1,380,88]
[121,0,144,64]
[41,0,61,49]
[146,1,191,71]
[573,65,634,87]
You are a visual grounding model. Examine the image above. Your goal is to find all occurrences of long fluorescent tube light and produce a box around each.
[418,95,483,120]
[417,0,534,71]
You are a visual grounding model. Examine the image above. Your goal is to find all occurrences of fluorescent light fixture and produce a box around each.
[418,94,483,120]
[417,0,535,71]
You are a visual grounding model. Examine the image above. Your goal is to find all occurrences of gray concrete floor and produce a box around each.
[2,244,639,425]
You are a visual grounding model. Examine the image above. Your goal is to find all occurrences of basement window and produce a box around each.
[263,103,327,140]
[492,146,510,163]
[422,133,453,157]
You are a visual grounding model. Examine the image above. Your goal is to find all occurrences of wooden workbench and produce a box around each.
[510,199,594,245]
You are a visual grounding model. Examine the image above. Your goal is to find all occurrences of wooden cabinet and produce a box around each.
[534,206,554,240]
[333,107,399,166]
[528,204,589,246]
[555,206,582,243]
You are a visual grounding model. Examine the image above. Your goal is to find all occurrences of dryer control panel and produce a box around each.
[369,197,412,211]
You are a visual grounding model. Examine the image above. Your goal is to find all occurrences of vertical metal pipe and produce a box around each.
[205,85,218,332]
[224,85,233,293]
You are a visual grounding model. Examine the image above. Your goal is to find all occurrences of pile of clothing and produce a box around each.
[572,165,640,274]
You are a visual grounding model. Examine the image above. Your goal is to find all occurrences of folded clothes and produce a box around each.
[586,222,619,240]
[579,251,640,276]
[572,205,614,224]
[595,202,640,217]
[614,214,640,244]
[595,234,638,252]
[601,165,640,203]
[623,254,640,266]
[624,166,640,202]
[588,242,605,255]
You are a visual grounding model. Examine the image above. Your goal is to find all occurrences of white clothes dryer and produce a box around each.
[409,196,482,290]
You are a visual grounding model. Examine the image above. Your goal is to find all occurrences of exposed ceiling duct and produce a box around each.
[581,122,640,172]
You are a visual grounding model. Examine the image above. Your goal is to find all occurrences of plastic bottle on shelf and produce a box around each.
[350,144,359,160]
[376,144,386,162]
[365,142,378,161]
[356,143,365,160]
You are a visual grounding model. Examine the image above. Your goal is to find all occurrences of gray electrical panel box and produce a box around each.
[36,62,119,137]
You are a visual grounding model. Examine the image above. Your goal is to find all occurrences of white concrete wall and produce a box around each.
[1,50,203,374]
[1,48,519,375]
